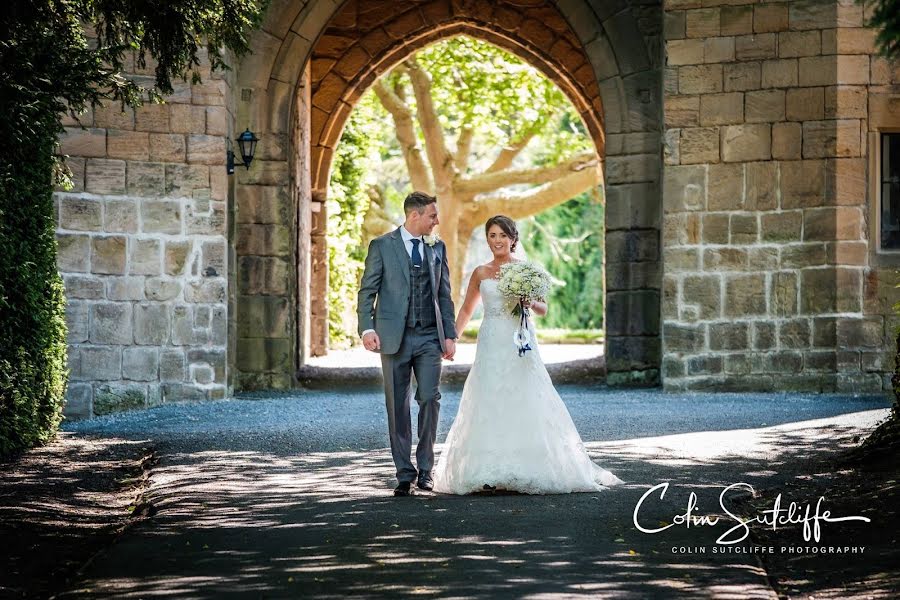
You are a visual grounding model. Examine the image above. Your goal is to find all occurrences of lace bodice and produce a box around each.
[479,277,515,319]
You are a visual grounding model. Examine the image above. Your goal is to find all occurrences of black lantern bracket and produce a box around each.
[227,128,259,174]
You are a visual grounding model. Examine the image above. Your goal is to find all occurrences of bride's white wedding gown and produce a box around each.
[431,277,625,495]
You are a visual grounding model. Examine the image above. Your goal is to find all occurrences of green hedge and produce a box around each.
[0,138,69,459]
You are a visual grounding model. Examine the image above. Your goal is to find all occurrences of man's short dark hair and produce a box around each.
[403,191,436,214]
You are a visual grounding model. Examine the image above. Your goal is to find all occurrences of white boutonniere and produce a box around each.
[423,234,440,247]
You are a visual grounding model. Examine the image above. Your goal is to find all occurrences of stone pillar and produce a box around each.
[309,191,328,357]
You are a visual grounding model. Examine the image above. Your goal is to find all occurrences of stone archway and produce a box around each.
[232,0,663,391]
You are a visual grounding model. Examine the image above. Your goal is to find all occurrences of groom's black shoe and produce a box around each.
[394,481,415,496]
[416,471,434,491]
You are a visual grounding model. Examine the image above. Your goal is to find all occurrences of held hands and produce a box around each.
[362,331,381,352]
[442,338,457,361]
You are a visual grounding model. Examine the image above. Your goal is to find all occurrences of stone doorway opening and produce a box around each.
[232,0,663,393]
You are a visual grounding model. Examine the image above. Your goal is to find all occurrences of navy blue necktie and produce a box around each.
[410,239,422,268]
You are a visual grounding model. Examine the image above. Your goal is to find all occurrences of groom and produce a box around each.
[357,191,458,496]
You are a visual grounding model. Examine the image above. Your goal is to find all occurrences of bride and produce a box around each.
[431,215,625,495]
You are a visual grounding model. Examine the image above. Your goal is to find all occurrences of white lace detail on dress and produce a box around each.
[431,278,625,495]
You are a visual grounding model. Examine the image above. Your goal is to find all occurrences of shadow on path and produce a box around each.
[53,389,893,598]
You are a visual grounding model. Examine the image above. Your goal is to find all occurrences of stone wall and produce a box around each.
[662,0,900,392]
[55,50,233,418]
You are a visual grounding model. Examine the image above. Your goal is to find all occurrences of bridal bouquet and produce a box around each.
[497,261,553,357]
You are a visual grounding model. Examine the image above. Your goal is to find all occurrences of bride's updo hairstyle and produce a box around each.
[485,215,519,252]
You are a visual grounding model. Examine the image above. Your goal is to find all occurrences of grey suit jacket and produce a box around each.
[357,227,458,355]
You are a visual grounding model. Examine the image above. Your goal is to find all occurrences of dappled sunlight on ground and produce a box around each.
[58,404,892,598]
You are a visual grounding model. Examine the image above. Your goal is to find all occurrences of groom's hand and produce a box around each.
[362,331,381,352]
[442,338,456,361]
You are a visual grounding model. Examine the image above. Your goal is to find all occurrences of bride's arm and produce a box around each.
[455,269,483,335]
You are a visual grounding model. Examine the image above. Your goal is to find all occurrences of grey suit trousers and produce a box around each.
[381,322,443,483]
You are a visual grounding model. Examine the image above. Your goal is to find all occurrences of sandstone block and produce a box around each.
[145,278,182,301]
[165,164,210,197]
[93,104,134,129]
[59,127,106,158]
[149,133,186,162]
[91,235,126,274]
[107,130,149,160]
[745,89,785,122]
[772,270,799,315]
[89,302,132,344]
[85,158,126,195]
[744,161,778,210]
[680,127,719,164]
[772,122,802,159]
[169,104,206,133]
[725,274,767,316]
[668,39,704,65]
[107,276,145,301]
[754,3,788,33]
[761,59,798,88]
[159,348,186,382]
[709,321,750,351]
[803,206,862,242]
[778,30,820,57]
[707,163,743,211]
[187,134,225,165]
[721,124,771,162]
[724,62,760,91]
[141,199,183,234]
[683,274,721,320]
[786,87,824,121]
[80,346,121,381]
[702,213,729,244]
[665,96,700,127]
[735,33,776,60]
[56,233,90,272]
[123,347,159,381]
[165,240,192,275]
[134,303,170,345]
[802,120,861,158]
[64,274,105,299]
[800,268,837,313]
[825,86,867,119]
[60,196,102,231]
[781,159,826,209]
[761,210,802,243]
[679,64,723,94]
[130,238,161,275]
[686,8,720,38]
[720,5,753,36]
[730,214,758,244]
[126,161,165,196]
[704,37,734,63]
[134,103,169,133]
[699,92,743,125]
[663,165,706,212]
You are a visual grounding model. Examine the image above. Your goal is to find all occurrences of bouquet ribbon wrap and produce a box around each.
[514,299,532,357]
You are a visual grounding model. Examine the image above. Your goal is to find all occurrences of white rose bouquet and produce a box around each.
[496,261,553,356]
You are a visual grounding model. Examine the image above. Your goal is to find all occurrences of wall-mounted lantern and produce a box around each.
[227,128,260,174]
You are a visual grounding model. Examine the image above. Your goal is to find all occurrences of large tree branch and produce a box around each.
[486,130,537,173]
[456,152,597,196]
[472,161,602,224]
[372,78,433,194]
[454,124,474,173]
[404,56,455,193]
